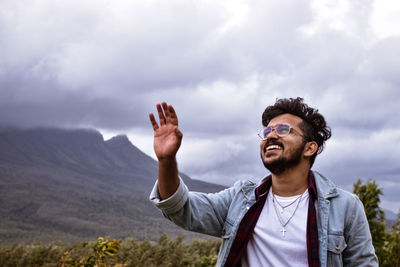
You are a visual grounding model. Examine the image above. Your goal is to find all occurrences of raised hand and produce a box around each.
[149,102,183,162]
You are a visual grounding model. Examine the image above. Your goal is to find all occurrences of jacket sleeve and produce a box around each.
[149,177,240,237]
[342,195,379,266]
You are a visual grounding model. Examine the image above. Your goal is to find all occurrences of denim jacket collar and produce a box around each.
[253,171,319,200]
[313,171,339,200]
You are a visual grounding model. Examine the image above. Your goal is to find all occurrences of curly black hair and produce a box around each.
[262,97,331,167]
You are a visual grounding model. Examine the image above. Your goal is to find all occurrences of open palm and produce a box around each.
[149,102,182,161]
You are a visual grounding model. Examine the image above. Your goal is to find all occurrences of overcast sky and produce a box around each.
[1,0,399,213]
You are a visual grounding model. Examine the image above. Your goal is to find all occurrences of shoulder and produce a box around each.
[333,187,364,217]
[233,178,258,189]
[312,171,357,200]
[211,178,261,202]
[196,178,258,201]
[312,170,365,215]
[335,187,360,202]
[215,179,258,198]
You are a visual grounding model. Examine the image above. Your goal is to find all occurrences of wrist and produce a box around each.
[158,156,177,165]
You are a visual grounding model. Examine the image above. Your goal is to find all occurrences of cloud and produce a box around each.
[1,0,399,211]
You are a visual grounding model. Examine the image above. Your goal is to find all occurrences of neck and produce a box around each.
[271,163,310,197]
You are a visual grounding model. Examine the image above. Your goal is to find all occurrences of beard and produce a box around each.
[261,140,306,175]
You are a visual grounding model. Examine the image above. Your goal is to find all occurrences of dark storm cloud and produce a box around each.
[0,0,319,131]
[1,0,399,211]
[0,69,150,129]
[0,0,253,130]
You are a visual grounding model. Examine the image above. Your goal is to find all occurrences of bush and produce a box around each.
[0,234,220,267]
[0,242,64,267]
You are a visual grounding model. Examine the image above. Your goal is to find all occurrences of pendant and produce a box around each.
[281,227,287,237]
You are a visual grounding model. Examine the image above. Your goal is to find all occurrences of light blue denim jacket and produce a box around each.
[149,171,378,266]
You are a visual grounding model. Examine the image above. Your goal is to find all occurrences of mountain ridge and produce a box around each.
[0,127,225,245]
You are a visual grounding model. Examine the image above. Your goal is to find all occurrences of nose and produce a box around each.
[265,128,279,139]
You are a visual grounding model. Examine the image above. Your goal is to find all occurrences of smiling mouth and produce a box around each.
[266,145,282,151]
[264,143,284,154]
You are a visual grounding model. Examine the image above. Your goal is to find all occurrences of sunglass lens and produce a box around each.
[276,124,290,136]
[263,127,272,138]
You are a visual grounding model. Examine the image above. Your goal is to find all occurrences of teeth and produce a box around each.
[266,145,281,151]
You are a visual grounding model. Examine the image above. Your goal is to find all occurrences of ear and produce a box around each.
[303,141,318,157]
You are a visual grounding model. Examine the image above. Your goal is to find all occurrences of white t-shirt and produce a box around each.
[242,187,309,267]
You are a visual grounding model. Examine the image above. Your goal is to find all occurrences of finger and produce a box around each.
[162,102,171,123]
[156,103,166,125]
[168,105,179,125]
[149,113,159,131]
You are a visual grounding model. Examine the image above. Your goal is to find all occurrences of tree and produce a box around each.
[353,178,386,262]
[382,212,400,267]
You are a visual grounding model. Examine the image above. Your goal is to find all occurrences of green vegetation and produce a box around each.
[59,237,121,267]
[0,234,220,267]
[1,178,399,266]
[384,214,400,267]
[353,178,400,266]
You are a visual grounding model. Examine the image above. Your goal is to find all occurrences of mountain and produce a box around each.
[385,209,398,221]
[0,127,226,245]
[385,209,399,229]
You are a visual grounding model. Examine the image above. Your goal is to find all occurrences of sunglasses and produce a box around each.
[258,123,304,140]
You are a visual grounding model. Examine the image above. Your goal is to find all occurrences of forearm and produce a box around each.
[157,157,180,200]
[150,178,239,237]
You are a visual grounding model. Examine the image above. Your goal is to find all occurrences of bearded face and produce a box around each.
[261,138,307,175]
[259,114,309,175]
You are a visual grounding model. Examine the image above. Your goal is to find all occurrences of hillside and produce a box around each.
[0,127,226,245]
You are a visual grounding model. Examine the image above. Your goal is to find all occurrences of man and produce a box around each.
[149,98,378,266]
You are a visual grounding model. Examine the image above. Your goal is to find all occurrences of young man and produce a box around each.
[149,98,378,266]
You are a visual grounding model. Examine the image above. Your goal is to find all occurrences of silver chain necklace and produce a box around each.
[272,192,303,213]
[272,189,307,237]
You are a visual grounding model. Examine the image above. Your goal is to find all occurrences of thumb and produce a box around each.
[175,128,183,139]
